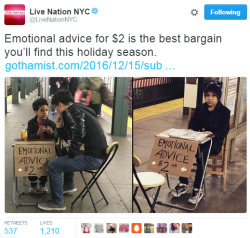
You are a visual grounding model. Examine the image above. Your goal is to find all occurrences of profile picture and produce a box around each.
[156,223,167,233]
[170,223,180,233]
[81,223,91,233]
[144,223,154,233]
[131,223,142,233]
[94,223,104,233]
[182,223,192,233]
[4,4,25,25]
[107,223,117,233]
[119,223,129,233]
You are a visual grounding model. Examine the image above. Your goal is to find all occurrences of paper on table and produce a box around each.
[158,128,209,142]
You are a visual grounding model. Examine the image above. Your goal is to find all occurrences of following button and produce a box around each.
[204,4,247,20]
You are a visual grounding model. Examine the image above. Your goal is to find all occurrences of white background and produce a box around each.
[0,0,249,237]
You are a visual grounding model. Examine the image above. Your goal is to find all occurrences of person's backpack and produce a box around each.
[74,88,92,106]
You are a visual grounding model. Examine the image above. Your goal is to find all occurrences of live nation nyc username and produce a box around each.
[30,8,91,15]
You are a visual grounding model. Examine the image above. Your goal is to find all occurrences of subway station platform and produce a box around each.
[5,90,132,213]
[133,104,247,213]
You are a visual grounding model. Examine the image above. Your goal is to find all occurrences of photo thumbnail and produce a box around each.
[5,77,132,213]
[133,77,246,213]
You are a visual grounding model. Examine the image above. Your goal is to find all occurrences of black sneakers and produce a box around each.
[171,184,204,205]
[188,188,203,204]
[170,183,188,197]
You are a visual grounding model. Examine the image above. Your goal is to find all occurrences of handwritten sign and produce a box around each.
[14,140,56,177]
[147,136,198,178]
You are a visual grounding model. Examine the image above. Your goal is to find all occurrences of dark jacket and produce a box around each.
[49,77,62,95]
[69,77,79,98]
[57,103,107,159]
[60,78,69,91]
[27,116,58,142]
[189,101,230,154]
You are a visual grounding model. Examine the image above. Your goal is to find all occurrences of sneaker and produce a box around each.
[188,189,203,204]
[63,184,77,194]
[29,184,37,193]
[38,201,66,211]
[97,112,105,118]
[39,185,49,193]
[170,183,188,197]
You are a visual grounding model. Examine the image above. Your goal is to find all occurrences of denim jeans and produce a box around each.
[89,103,102,115]
[48,153,104,204]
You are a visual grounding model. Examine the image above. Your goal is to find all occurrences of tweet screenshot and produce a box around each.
[1,0,249,237]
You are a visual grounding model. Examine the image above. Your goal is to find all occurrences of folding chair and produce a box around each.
[133,155,166,213]
[71,142,119,212]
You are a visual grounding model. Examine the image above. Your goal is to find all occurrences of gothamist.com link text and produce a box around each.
[5,61,176,72]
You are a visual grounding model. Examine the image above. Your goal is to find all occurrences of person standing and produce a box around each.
[49,77,62,114]
[60,77,69,91]
[66,77,79,98]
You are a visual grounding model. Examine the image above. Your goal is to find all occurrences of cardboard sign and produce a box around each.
[148,136,199,178]
[14,140,56,177]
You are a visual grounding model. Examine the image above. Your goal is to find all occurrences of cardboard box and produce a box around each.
[14,140,56,177]
[147,134,199,178]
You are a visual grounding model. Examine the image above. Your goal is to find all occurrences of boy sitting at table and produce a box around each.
[171,81,230,204]
[27,98,57,193]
